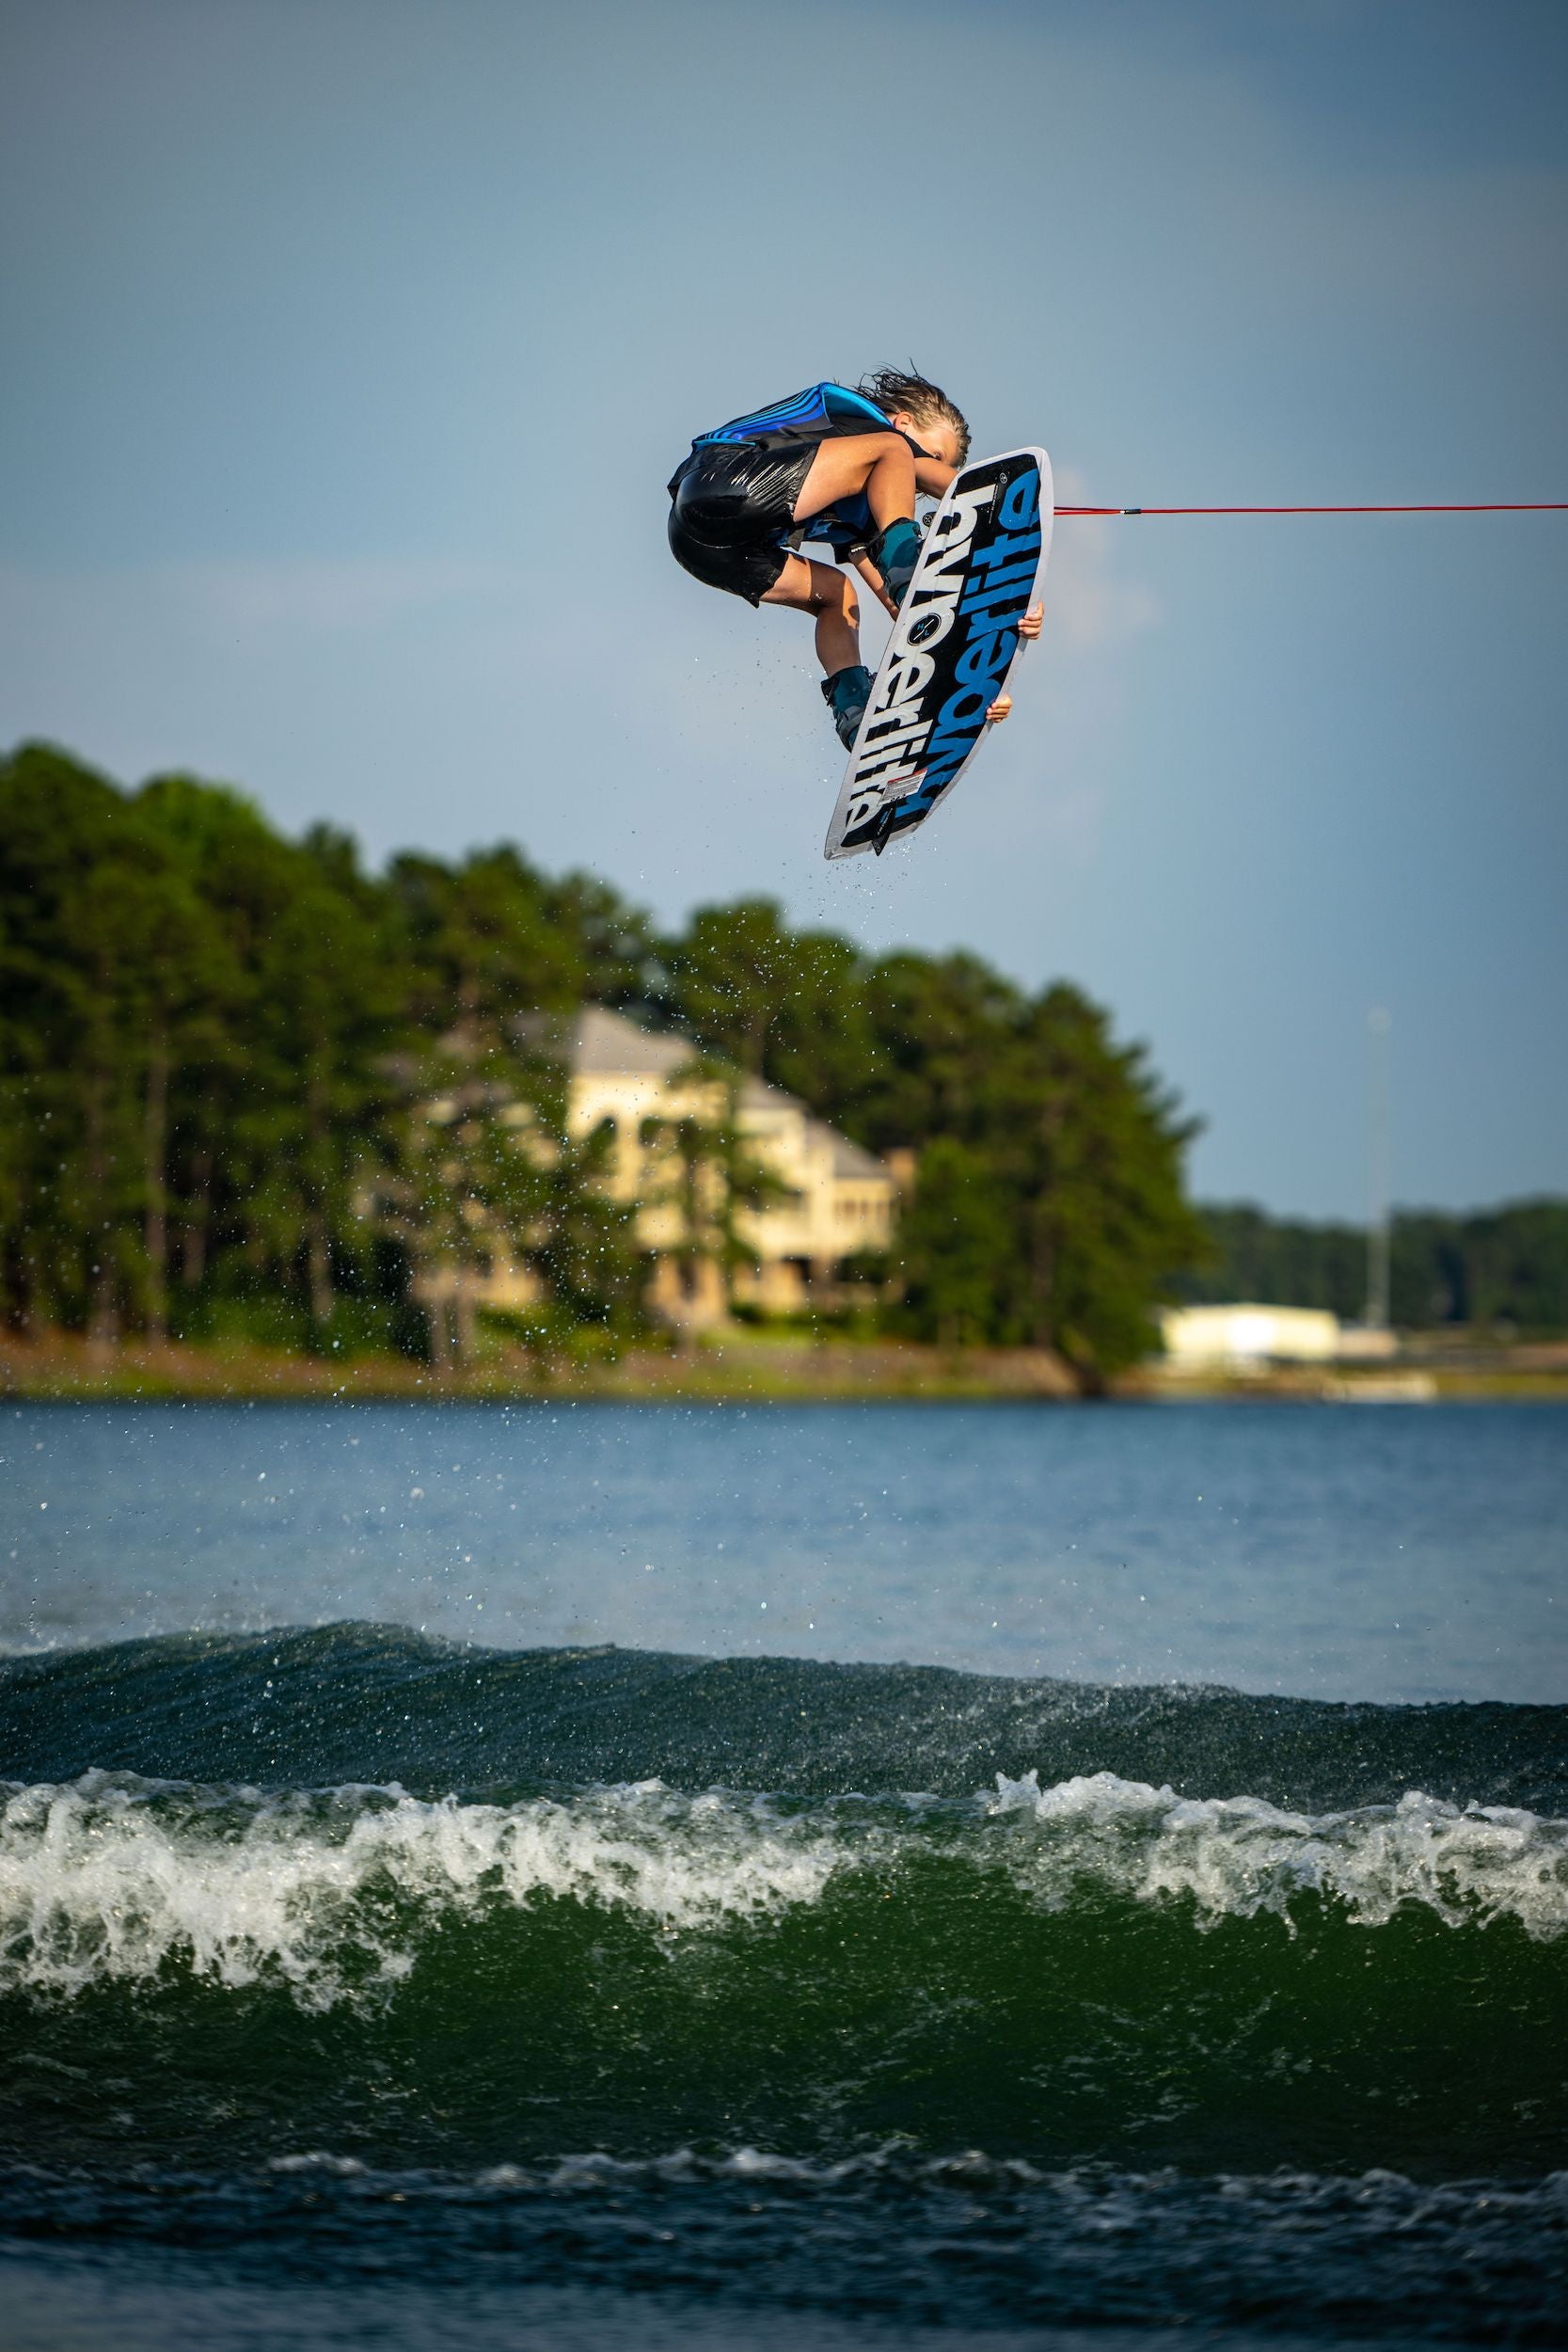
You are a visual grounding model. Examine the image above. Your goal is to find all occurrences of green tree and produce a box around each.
[1,737,1219,1381]
[998,986,1208,1390]
[1186,1198,1568,1334]
[0,745,225,1341]
[895,1139,1015,1347]
[841,950,1024,1151]
[665,898,877,1107]
[880,978,1208,1390]
[1180,1205,1367,1318]
[638,1057,790,1321]
[390,844,597,1035]
[139,779,400,1343]
[378,1037,642,1370]
[379,1042,538,1371]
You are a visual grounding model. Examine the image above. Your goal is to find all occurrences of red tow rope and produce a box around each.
[1056,501,1568,517]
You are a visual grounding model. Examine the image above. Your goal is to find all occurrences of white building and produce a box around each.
[1160,1302,1345,1368]
[484,1005,898,1326]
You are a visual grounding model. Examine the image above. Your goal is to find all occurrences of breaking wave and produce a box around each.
[3,1767,1564,2009]
[3,1628,1566,2336]
[4,1622,1564,1811]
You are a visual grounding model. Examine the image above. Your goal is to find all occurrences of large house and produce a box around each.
[474,1005,898,1327]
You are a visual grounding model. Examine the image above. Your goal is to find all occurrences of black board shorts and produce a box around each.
[667,440,817,606]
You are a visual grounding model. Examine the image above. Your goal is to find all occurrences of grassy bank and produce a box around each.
[4,1332,1566,1404]
[0,1329,1080,1403]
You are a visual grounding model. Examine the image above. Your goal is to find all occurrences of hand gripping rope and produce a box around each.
[1055,501,1568,517]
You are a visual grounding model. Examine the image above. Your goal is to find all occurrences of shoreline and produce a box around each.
[3,1333,1565,1404]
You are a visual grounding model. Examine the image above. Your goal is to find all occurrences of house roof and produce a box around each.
[739,1074,799,1115]
[808,1119,889,1182]
[515,1003,697,1079]
[516,1004,892,1186]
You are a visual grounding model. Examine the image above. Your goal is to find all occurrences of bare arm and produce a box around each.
[913,453,959,499]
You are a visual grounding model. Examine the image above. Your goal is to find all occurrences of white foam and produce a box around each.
[0,1774,838,2004]
[1,1766,1561,2009]
[990,1770,1568,1937]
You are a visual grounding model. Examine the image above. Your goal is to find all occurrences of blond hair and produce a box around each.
[857,366,971,465]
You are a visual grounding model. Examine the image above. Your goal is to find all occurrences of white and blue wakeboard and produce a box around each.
[824,448,1053,860]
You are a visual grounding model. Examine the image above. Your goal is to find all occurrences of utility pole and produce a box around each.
[1365,1007,1391,1329]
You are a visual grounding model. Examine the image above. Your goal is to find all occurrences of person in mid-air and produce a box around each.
[668,368,1042,751]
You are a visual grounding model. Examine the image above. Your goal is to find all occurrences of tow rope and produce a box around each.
[1055,501,1568,517]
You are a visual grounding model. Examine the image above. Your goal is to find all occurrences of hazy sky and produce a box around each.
[3,0,1564,1216]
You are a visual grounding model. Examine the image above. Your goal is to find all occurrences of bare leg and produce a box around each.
[761,555,862,675]
[791,433,916,535]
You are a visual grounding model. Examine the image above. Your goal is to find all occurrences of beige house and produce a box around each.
[482,1005,897,1327]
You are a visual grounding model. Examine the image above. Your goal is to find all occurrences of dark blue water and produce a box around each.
[1,1402,1564,2347]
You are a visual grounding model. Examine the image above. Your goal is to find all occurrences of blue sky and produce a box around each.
[3,0,1564,1216]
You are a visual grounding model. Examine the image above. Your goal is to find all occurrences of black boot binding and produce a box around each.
[869,516,924,609]
[822,663,874,751]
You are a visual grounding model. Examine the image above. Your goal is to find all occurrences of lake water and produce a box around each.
[4,1398,1565,1700]
[1,1399,1564,2349]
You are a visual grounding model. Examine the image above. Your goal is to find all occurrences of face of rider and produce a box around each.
[890,410,964,470]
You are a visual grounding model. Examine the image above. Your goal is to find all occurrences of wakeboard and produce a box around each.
[823,447,1053,860]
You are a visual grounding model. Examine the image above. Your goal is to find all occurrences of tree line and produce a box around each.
[1182,1200,1568,1334]
[1,740,1209,1390]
